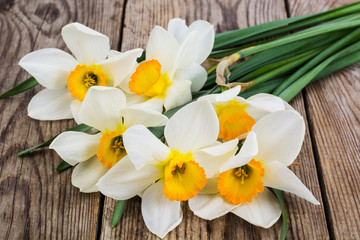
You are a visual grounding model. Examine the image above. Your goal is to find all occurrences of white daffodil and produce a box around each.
[19,22,142,121]
[120,18,215,112]
[97,100,238,238]
[198,86,294,141]
[49,86,168,192]
[189,110,319,228]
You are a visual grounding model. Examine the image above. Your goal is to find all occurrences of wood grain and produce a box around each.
[100,0,328,239]
[287,0,360,239]
[0,0,124,239]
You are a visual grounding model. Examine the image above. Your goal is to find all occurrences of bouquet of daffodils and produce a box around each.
[2,2,360,239]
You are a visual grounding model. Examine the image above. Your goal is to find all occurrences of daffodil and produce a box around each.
[19,22,142,121]
[198,86,294,141]
[189,110,319,228]
[97,100,238,238]
[49,86,168,192]
[121,18,214,112]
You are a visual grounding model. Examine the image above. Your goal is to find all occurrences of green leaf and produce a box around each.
[0,77,38,99]
[246,49,320,89]
[279,40,360,101]
[112,200,126,227]
[148,126,165,139]
[213,2,360,50]
[55,160,72,172]
[17,123,92,156]
[238,20,360,58]
[273,27,360,95]
[315,49,360,80]
[203,31,344,90]
[272,189,288,240]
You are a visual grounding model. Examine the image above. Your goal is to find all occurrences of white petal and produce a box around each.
[198,85,240,103]
[252,110,305,166]
[189,193,236,220]
[194,139,238,178]
[187,20,215,64]
[97,156,160,199]
[220,131,258,172]
[118,70,134,94]
[78,86,126,132]
[173,31,199,71]
[49,132,101,166]
[70,100,82,124]
[124,91,147,105]
[174,63,207,92]
[19,48,77,89]
[123,125,170,169]
[107,50,123,58]
[146,26,180,72]
[165,100,219,152]
[62,23,110,64]
[121,107,168,128]
[231,188,281,228]
[142,181,182,239]
[245,93,285,120]
[262,161,320,205]
[163,79,192,111]
[167,18,189,43]
[28,87,74,120]
[71,156,108,193]
[97,48,143,87]
[130,97,164,113]
[283,100,298,112]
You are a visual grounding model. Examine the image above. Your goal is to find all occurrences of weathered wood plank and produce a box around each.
[100,0,327,239]
[0,0,124,239]
[287,0,360,239]
[285,93,329,239]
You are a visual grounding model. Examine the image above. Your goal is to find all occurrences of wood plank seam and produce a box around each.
[302,89,336,240]
[97,1,128,239]
[282,0,330,238]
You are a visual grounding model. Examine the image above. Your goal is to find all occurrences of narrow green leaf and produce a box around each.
[315,49,360,80]
[0,77,38,99]
[17,123,92,156]
[112,200,126,227]
[55,160,72,172]
[273,27,360,95]
[239,77,286,99]
[149,126,165,139]
[279,40,360,101]
[203,31,345,90]
[213,2,360,50]
[273,189,288,240]
[239,20,360,58]
[245,49,321,89]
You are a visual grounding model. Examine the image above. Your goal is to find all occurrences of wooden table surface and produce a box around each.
[1,0,359,239]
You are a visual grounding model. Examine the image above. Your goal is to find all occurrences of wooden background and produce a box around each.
[0,0,359,239]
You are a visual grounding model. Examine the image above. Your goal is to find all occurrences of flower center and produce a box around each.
[67,64,108,101]
[214,100,256,141]
[159,150,206,201]
[129,59,171,99]
[97,125,127,168]
[83,72,98,88]
[217,159,264,204]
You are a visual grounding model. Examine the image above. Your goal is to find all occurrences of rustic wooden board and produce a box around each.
[99,0,328,239]
[0,0,124,239]
[287,0,360,239]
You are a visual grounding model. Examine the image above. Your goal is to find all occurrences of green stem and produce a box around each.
[213,2,360,49]
[279,40,360,101]
[238,20,360,58]
[247,49,320,89]
[273,27,360,95]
